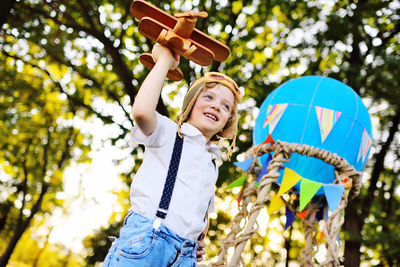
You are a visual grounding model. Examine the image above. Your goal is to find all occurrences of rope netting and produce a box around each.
[209,141,360,267]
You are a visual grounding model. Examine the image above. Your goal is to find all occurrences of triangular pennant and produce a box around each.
[315,106,341,143]
[254,134,275,154]
[284,206,296,230]
[357,128,372,163]
[316,206,325,221]
[317,231,325,244]
[342,177,352,189]
[237,190,243,207]
[257,154,272,183]
[263,134,275,145]
[263,103,288,134]
[297,210,307,220]
[299,178,322,211]
[323,184,345,212]
[233,157,254,172]
[277,168,303,196]
[268,193,285,215]
[229,193,239,206]
[225,174,246,189]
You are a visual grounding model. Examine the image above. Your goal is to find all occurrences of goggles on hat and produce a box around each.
[189,72,242,101]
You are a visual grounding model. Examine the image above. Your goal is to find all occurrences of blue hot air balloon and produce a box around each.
[253,76,372,196]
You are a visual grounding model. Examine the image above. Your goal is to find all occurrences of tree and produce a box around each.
[305,1,400,265]
[0,44,91,266]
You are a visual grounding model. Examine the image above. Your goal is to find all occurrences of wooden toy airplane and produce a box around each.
[130,0,231,81]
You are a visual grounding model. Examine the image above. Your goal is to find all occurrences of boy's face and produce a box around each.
[187,84,235,141]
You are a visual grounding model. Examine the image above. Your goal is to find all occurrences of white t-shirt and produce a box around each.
[130,112,221,241]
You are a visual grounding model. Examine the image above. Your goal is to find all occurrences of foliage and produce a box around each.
[0,10,92,265]
[83,221,123,266]
[361,169,400,266]
[7,224,84,267]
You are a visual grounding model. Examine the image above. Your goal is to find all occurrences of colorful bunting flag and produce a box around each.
[357,128,372,163]
[225,174,247,189]
[268,193,285,215]
[317,231,326,244]
[257,154,272,183]
[237,189,243,207]
[323,184,345,212]
[277,168,302,196]
[315,106,341,143]
[233,157,254,172]
[297,210,307,220]
[263,103,288,134]
[254,134,275,154]
[228,192,239,206]
[299,179,322,211]
[262,134,275,145]
[316,206,325,221]
[284,206,296,230]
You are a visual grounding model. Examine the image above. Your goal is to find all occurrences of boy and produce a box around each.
[102,43,242,266]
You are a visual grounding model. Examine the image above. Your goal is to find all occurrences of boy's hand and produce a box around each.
[151,43,180,70]
[196,216,209,262]
[196,240,206,262]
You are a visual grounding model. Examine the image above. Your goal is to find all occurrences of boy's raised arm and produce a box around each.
[132,44,179,136]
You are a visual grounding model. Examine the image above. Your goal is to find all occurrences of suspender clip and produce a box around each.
[153,218,162,230]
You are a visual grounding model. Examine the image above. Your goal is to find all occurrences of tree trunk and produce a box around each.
[0,184,49,267]
[343,107,400,266]
[0,201,12,233]
[285,226,293,267]
[343,200,362,267]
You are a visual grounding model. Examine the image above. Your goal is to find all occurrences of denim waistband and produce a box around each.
[124,211,198,255]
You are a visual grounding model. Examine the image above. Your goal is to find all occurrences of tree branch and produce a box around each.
[1,50,130,134]
[44,48,134,127]
[23,3,141,108]
[360,106,400,222]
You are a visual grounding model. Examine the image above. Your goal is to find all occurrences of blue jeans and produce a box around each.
[102,212,198,267]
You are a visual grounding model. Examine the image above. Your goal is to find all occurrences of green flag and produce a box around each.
[225,174,246,189]
[299,178,322,211]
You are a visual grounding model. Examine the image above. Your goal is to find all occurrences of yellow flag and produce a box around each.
[268,193,285,215]
[277,168,303,196]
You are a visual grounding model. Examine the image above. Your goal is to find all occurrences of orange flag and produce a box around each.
[297,210,307,220]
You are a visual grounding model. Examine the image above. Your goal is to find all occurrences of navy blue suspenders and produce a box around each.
[153,133,184,229]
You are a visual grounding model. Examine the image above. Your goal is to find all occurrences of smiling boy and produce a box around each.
[102,44,242,267]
